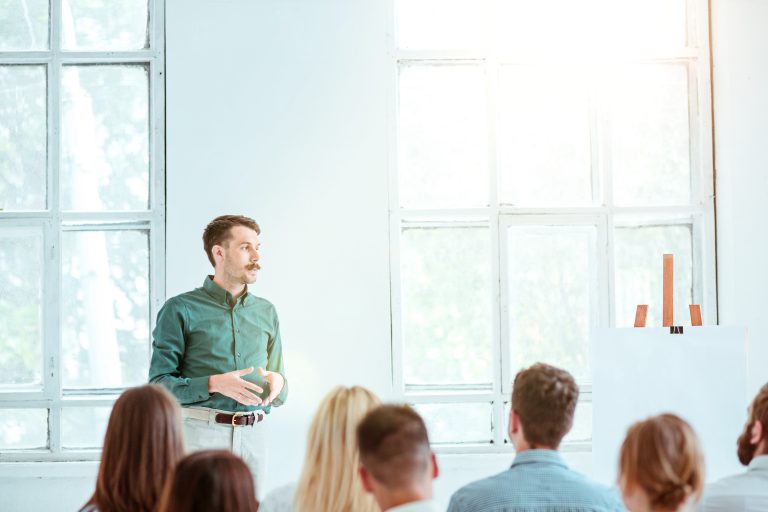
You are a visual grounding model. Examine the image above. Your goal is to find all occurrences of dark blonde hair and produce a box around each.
[202,215,261,266]
[157,450,258,512]
[294,386,381,512]
[511,363,579,448]
[619,414,705,511]
[738,383,768,464]
[81,385,184,512]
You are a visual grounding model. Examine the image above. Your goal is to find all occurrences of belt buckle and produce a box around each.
[231,412,244,427]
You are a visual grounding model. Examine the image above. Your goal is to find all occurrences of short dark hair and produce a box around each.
[202,215,260,267]
[357,405,431,488]
[511,363,579,448]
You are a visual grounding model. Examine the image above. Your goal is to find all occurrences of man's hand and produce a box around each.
[258,367,284,406]
[208,367,264,406]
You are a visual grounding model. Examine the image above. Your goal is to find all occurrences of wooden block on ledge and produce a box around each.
[690,304,703,326]
[634,305,648,328]
[663,254,674,327]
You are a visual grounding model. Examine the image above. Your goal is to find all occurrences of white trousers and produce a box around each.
[182,407,267,498]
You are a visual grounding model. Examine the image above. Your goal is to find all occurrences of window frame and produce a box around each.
[387,0,716,454]
[0,0,165,461]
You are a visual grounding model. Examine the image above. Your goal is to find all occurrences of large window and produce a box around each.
[0,0,164,460]
[390,0,716,451]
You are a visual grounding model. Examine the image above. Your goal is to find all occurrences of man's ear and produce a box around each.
[358,466,374,493]
[751,420,764,445]
[212,244,225,265]
[509,409,520,437]
[430,452,439,479]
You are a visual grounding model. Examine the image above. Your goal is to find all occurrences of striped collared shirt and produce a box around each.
[447,449,625,512]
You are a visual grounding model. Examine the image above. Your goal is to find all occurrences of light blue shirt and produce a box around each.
[447,449,625,512]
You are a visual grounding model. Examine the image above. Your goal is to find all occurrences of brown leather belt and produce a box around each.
[214,411,264,427]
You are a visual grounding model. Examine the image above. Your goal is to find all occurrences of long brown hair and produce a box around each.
[81,384,184,512]
[157,450,259,512]
[294,386,381,512]
[619,414,705,511]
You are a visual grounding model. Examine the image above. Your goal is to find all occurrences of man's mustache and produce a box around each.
[247,263,261,271]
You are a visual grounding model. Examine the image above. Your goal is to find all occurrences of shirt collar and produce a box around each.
[387,500,435,512]
[510,449,568,469]
[202,275,249,306]
[748,454,768,471]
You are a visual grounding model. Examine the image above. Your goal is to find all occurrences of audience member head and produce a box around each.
[737,383,768,465]
[81,384,184,512]
[157,450,258,512]
[357,405,438,511]
[295,385,381,512]
[618,414,705,512]
[509,363,579,450]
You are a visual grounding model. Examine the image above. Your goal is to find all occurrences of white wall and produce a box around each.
[164,0,394,496]
[3,1,768,510]
[712,0,768,396]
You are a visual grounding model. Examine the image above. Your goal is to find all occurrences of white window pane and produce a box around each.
[507,226,595,382]
[396,0,490,51]
[614,223,693,328]
[61,65,149,211]
[598,0,687,51]
[61,0,149,51]
[398,64,489,208]
[496,0,598,55]
[401,227,493,386]
[62,230,150,388]
[497,67,592,206]
[610,65,691,206]
[413,402,492,444]
[504,400,591,444]
[0,228,43,389]
[0,409,48,450]
[0,0,49,51]
[62,406,111,449]
[497,0,687,55]
[0,65,47,211]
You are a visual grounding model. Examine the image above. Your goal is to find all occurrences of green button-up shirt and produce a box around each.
[149,276,288,413]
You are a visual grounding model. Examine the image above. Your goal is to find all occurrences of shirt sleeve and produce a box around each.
[149,297,211,404]
[266,308,288,407]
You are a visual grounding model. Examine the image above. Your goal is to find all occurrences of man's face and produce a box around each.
[217,225,261,285]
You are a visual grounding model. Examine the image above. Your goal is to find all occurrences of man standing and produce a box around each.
[149,215,287,492]
[447,363,623,512]
[699,384,768,511]
[358,405,439,512]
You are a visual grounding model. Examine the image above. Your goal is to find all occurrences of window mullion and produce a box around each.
[47,0,63,456]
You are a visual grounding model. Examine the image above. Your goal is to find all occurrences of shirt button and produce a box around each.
[236,352,241,357]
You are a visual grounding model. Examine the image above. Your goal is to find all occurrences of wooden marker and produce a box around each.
[634,305,648,327]
[690,305,703,326]
[663,254,674,327]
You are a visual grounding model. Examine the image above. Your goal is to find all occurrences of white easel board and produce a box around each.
[591,326,748,486]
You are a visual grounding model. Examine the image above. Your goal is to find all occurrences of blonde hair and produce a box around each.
[294,386,381,512]
[619,414,705,511]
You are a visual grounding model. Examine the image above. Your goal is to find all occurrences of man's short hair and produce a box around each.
[202,215,260,267]
[357,405,431,489]
[511,363,579,448]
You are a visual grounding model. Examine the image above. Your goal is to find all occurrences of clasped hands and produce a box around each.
[208,367,284,406]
